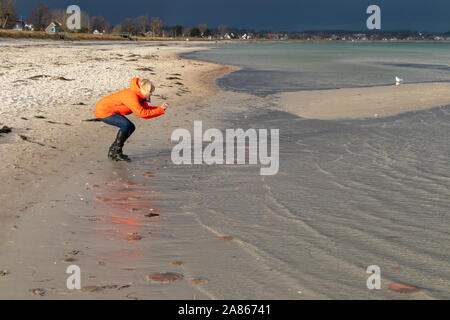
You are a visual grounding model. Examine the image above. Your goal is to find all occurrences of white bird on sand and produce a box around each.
[395,76,403,86]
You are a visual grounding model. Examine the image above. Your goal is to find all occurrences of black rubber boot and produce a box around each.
[108,142,117,159]
[110,130,130,161]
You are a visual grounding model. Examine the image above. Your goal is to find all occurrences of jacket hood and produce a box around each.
[130,78,146,99]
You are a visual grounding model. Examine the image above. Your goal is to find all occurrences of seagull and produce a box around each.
[395,76,403,86]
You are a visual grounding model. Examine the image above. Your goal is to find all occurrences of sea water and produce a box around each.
[182,42,450,95]
[176,42,450,298]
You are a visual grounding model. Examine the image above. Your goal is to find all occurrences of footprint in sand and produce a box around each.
[189,278,208,285]
[82,286,103,293]
[144,172,154,179]
[127,196,142,200]
[30,288,46,296]
[0,269,10,276]
[81,285,118,293]
[145,213,160,218]
[146,272,183,283]
[387,283,420,293]
[126,233,143,241]
[95,196,110,202]
[217,236,234,242]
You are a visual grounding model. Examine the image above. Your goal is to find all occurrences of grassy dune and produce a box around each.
[0,29,214,41]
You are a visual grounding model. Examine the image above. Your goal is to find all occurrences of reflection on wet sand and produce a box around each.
[90,169,164,266]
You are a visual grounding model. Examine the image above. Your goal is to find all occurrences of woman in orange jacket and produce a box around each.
[95,78,168,161]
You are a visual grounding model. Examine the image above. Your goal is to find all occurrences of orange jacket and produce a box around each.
[95,78,165,119]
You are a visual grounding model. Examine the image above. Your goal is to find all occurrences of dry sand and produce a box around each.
[273,82,450,120]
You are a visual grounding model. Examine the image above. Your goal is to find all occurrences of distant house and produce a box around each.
[12,20,25,31]
[13,23,23,31]
[268,33,289,40]
[144,31,156,37]
[353,33,367,41]
[240,33,253,40]
[24,23,34,31]
[45,22,61,35]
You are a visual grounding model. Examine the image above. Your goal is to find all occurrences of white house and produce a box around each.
[45,22,61,35]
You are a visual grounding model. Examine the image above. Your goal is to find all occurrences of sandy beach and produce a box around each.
[0,39,235,239]
[0,39,448,299]
[272,82,450,120]
[0,39,240,299]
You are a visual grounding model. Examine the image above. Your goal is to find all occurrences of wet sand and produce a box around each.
[272,82,450,120]
[0,39,240,299]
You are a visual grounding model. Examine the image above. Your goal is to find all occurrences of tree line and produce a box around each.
[0,0,17,28]
[0,1,230,38]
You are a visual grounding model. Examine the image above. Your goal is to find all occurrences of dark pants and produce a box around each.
[99,114,136,139]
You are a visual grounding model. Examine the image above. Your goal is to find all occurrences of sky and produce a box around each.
[14,0,450,32]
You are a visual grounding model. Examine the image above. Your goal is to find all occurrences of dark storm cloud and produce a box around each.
[15,0,450,31]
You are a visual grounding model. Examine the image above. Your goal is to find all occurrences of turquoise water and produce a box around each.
[183,42,450,95]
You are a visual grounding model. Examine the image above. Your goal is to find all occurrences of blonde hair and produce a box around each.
[138,78,155,98]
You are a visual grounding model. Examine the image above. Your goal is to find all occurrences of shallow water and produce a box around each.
[151,89,448,299]
[182,42,450,95]
[180,43,450,298]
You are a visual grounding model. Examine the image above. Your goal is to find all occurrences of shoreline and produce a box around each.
[180,45,450,120]
[5,36,449,122]
[0,40,250,299]
[2,31,450,43]
[1,39,448,299]
[0,40,236,252]
[271,82,450,120]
